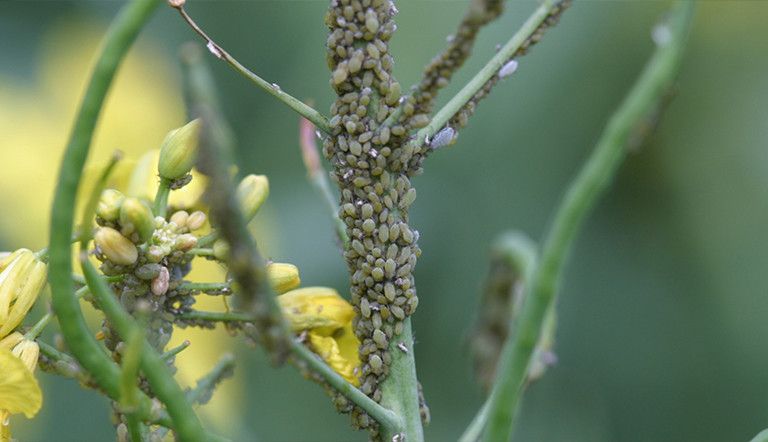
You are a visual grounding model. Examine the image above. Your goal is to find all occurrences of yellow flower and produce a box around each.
[277,287,361,386]
[0,249,48,338]
[0,346,42,442]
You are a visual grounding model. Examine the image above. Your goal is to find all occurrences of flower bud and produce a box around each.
[94,227,138,266]
[0,249,48,337]
[186,211,207,231]
[119,197,155,243]
[236,174,269,222]
[95,189,125,221]
[169,210,189,229]
[212,239,230,261]
[267,263,301,295]
[175,234,198,252]
[158,119,201,180]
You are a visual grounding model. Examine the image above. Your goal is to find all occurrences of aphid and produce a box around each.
[429,126,456,149]
[498,60,519,79]
[397,342,409,354]
[271,83,281,92]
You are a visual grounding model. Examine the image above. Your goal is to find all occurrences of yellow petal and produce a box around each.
[0,347,42,418]
[276,287,355,335]
[308,331,360,387]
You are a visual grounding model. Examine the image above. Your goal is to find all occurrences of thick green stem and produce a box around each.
[483,2,697,440]
[378,317,422,441]
[47,0,167,427]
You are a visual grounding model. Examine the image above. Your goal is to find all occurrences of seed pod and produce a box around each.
[158,119,201,180]
[94,227,138,266]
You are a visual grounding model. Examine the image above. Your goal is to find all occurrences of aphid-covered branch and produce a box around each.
[403,0,504,127]
[401,0,571,169]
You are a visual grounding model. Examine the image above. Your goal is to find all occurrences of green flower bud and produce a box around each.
[212,239,230,261]
[158,119,201,180]
[236,174,269,222]
[94,227,138,266]
[95,189,125,221]
[119,197,155,243]
[267,263,301,295]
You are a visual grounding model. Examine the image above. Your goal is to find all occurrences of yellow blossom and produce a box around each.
[0,346,42,441]
[0,249,48,338]
[277,287,361,386]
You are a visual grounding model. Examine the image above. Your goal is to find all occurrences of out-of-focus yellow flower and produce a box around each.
[0,346,42,442]
[0,249,48,338]
[277,287,361,386]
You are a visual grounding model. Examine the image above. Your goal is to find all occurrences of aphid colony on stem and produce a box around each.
[323,0,428,434]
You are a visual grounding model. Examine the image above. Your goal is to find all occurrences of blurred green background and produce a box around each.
[1,1,767,441]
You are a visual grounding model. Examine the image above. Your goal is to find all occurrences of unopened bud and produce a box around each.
[119,197,155,243]
[169,210,189,229]
[94,227,138,266]
[212,239,230,261]
[95,189,125,221]
[158,119,201,181]
[186,211,207,231]
[267,263,301,295]
[146,245,166,263]
[237,174,269,222]
[175,234,198,252]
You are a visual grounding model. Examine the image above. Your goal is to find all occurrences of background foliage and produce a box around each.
[1,1,767,441]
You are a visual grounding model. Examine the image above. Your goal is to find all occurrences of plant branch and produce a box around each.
[47,0,173,429]
[401,0,570,154]
[483,2,697,440]
[186,353,236,405]
[299,115,349,250]
[287,338,402,431]
[81,255,207,440]
[170,3,331,134]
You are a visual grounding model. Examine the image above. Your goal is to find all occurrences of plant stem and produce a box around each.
[483,2,697,441]
[378,317,422,441]
[81,255,207,441]
[178,310,253,323]
[171,4,331,134]
[154,177,172,219]
[47,0,167,427]
[405,0,566,150]
[186,353,236,405]
[287,338,402,431]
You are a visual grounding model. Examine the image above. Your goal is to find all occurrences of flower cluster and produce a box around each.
[0,249,47,440]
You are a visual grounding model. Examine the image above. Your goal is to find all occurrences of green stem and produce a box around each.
[81,255,207,441]
[47,0,166,426]
[483,2,697,441]
[403,0,564,149]
[154,177,172,219]
[178,281,230,292]
[378,317,421,441]
[186,353,236,405]
[161,340,191,361]
[172,5,331,134]
[178,310,253,322]
[286,338,401,431]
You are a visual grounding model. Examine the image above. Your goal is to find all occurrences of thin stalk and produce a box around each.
[171,4,331,134]
[402,0,565,149]
[483,2,697,440]
[186,353,236,405]
[81,255,207,441]
[153,177,172,219]
[47,0,166,427]
[177,310,253,323]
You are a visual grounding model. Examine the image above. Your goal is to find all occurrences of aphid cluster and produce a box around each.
[448,0,571,130]
[323,0,426,434]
